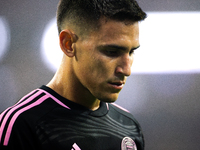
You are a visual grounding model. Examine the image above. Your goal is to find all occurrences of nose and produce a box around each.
[115,54,133,77]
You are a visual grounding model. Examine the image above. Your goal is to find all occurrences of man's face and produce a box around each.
[72,19,140,103]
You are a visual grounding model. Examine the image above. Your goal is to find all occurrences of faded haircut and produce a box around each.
[57,0,147,34]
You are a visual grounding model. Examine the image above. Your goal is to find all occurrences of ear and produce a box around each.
[59,30,77,57]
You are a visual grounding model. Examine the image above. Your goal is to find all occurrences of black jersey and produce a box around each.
[0,85,144,150]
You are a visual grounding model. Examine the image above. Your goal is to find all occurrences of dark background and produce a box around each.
[0,0,200,149]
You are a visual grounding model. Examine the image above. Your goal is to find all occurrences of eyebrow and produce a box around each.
[97,44,140,51]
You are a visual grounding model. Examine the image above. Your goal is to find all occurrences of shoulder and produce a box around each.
[108,103,140,126]
[109,103,133,118]
[108,103,145,149]
[0,89,44,146]
[0,87,69,147]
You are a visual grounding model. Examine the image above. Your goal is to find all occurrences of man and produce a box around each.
[0,0,146,149]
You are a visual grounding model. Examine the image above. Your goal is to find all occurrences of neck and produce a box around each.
[47,57,100,111]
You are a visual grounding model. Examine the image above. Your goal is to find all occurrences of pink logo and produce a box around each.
[71,143,81,150]
[121,137,137,150]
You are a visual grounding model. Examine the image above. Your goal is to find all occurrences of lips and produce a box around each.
[108,81,125,90]
[110,82,123,86]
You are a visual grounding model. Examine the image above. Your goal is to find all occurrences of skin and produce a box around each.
[47,18,140,111]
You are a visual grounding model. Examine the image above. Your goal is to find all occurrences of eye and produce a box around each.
[106,50,118,55]
[129,49,135,55]
[102,49,121,57]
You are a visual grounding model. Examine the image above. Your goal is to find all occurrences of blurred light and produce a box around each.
[132,12,200,74]
[41,18,63,72]
[0,17,10,61]
[0,66,17,112]
[41,12,200,73]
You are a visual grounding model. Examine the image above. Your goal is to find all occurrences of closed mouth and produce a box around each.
[110,82,123,86]
[108,81,125,88]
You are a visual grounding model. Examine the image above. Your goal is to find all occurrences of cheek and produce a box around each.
[88,62,106,81]
[90,56,114,79]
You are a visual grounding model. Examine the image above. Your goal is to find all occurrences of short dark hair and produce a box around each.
[57,0,147,34]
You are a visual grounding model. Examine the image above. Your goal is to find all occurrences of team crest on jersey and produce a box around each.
[121,137,137,150]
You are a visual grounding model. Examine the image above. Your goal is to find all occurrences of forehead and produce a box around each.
[92,18,139,46]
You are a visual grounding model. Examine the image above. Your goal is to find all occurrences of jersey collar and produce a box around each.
[40,85,109,117]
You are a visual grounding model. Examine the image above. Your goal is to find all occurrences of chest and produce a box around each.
[35,113,141,150]
[36,110,141,150]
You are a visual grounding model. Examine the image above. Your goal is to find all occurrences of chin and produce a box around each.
[99,94,119,103]
[106,99,117,103]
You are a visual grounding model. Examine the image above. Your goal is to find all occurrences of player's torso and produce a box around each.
[35,107,143,150]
